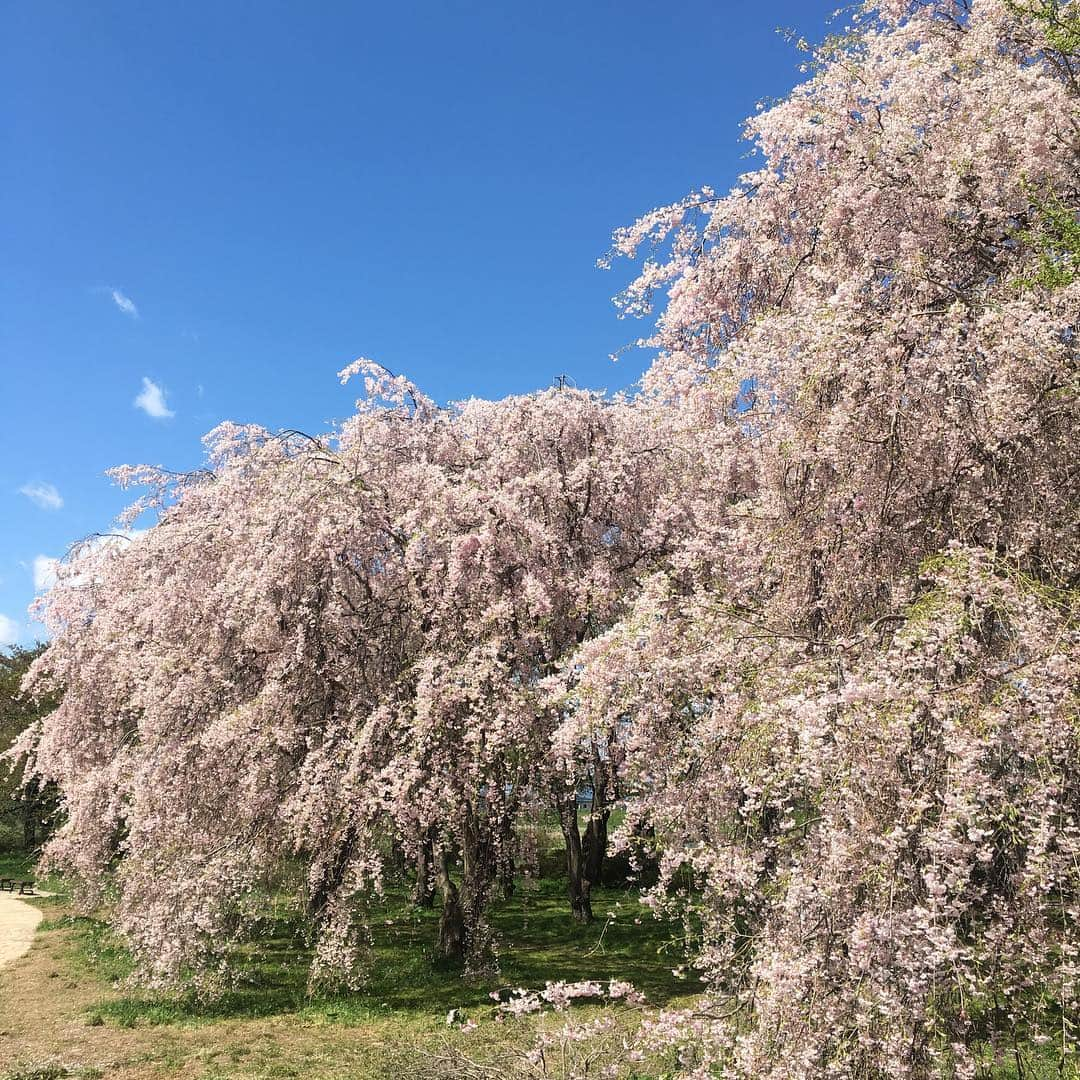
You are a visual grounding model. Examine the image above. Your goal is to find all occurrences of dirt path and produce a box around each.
[0,890,43,969]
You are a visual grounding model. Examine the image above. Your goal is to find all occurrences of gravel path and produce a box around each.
[0,891,43,969]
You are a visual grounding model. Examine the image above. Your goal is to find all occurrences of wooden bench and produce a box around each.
[0,878,35,895]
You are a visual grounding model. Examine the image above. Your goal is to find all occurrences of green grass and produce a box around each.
[0,851,36,879]
[0,850,68,909]
[4,858,1073,1079]
[60,876,693,1030]
[993,1045,1076,1080]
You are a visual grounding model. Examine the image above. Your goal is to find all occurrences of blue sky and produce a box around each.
[1,0,837,646]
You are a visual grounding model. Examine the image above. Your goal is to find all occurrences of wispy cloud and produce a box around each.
[0,613,19,646]
[111,289,139,318]
[19,481,63,511]
[134,377,175,419]
[33,555,59,592]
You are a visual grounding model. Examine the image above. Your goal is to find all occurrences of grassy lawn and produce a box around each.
[0,852,36,880]
[0,854,1070,1079]
[0,870,697,1080]
[75,877,694,1027]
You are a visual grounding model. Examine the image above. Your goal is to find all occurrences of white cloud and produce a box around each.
[33,555,59,591]
[19,481,63,511]
[111,289,138,318]
[134,377,174,419]
[0,613,19,646]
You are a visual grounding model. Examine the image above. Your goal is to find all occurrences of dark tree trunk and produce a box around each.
[583,750,613,887]
[583,811,608,887]
[413,830,435,907]
[583,738,617,889]
[307,827,355,924]
[425,804,500,966]
[556,793,593,923]
[389,837,408,880]
[498,809,516,898]
[458,803,497,967]
[499,855,516,899]
[21,779,38,851]
[433,844,466,961]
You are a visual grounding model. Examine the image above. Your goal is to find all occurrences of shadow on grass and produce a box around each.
[69,878,693,1029]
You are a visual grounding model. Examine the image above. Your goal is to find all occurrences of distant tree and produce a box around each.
[0,643,57,853]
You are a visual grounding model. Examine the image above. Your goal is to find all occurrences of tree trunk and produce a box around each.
[433,844,466,961]
[413,830,435,907]
[583,752,612,887]
[499,854,516,899]
[583,810,608,887]
[389,837,408,879]
[556,794,593,923]
[498,810,516,898]
[307,827,355,924]
[21,779,38,851]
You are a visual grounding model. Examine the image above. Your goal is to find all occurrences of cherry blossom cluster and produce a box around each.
[13,384,685,985]
[546,0,1079,1074]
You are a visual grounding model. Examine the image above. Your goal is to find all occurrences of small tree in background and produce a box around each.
[0,643,57,854]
